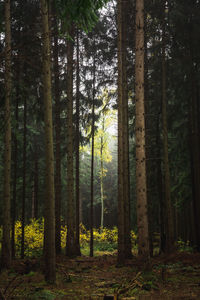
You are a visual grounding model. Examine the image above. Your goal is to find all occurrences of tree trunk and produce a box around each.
[135,0,150,258]
[34,149,39,219]
[12,74,19,259]
[21,96,27,259]
[100,135,104,230]
[90,53,96,258]
[66,27,76,257]
[53,4,61,255]
[1,0,12,269]
[40,0,56,283]
[31,150,39,219]
[161,1,174,253]
[122,0,132,259]
[117,0,132,264]
[75,30,81,256]
[189,60,200,251]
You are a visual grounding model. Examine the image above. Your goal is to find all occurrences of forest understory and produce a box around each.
[1,251,200,299]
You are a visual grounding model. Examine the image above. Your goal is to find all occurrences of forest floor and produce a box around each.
[1,251,200,299]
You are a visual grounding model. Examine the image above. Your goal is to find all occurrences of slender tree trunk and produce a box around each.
[100,135,104,229]
[53,4,61,255]
[12,78,19,259]
[135,0,150,258]
[161,1,174,253]
[117,0,132,264]
[66,27,76,257]
[75,30,81,256]
[122,0,132,259]
[117,0,125,264]
[1,0,12,269]
[156,114,165,253]
[34,150,39,219]
[90,54,96,258]
[40,0,56,283]
[21,96,27,259]
[189,62,200,251]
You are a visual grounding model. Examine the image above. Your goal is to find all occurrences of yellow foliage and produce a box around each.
[0,220,137,257]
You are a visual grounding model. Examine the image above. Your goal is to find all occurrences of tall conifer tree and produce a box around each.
[40,0,56,283]
[135,0,150,258]
[1,0,12,269]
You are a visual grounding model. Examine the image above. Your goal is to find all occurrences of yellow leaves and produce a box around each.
[10,220,137,257]
[15,219,44,256]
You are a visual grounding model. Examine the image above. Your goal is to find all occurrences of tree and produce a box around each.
[1,0,12,269]
[52,2,62,255]
[96,93,114,229]
[75,29,81,256]
[117,0,132,264]
[40,0,56,283]
[66,26,76,257]
[21,91,27,259]
[90,50,96,257]
[135,0,150,258]
[161,0,174,253]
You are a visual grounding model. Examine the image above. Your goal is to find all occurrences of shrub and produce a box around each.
[0,220,138,257]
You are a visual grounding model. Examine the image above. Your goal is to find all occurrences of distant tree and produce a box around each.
[21,90,27,259]
[66,26,77,257]
[90,50,96,257]
[161,0,174,253]
[1,0,12,269]
[52,2,62,255]
[75,29,81,256]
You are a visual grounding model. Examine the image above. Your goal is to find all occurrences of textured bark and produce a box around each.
[135,0,150,258]
[90,53,96,258]
[156,116,165,253]
[34,150,39,219]
[161,2,174,253]
[53,5,61,255]
[75,30,81,256]
[189,57,200,251]
[31,151,39,219]
[40,0,56,283]
[1,0,12,269]
[12,75,19,259]
[122,0,132,259]
[66,28,76,257]
[21,96,27,259]
[117,0,132,264]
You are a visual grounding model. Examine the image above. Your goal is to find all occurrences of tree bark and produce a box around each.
[189,58,200,251]
[135,0,150,258]
[1,0,12,269]
[161,1,174,253]
[117,0,132,264]
[66,27,76,257]
[53,4,62,255]
[21,96,27,259]
[40,0,56,283]
[90,53,96,258]
[11,73,20,259]
[75,30,81,256]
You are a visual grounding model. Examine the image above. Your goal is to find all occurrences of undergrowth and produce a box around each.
[0,219,137,258]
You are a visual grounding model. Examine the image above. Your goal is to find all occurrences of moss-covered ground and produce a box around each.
[1,251,200,299]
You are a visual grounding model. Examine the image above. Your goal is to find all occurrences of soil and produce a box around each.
[1,251,200,299]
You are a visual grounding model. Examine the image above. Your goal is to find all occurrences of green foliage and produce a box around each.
[177,239,194,253]
[56,0,109,34]
[27,288,56,300]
